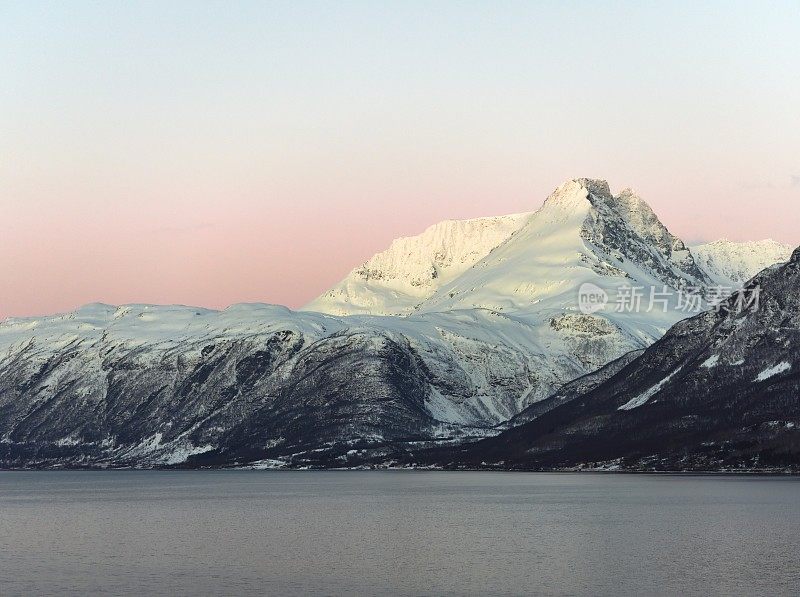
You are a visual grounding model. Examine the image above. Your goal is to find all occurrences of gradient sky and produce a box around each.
[2,1,799,318]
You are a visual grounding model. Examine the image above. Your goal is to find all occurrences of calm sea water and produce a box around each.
[0,471,798,596]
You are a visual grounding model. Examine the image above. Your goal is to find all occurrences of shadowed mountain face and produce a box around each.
[426,247,800,472]
[0,310,497,468]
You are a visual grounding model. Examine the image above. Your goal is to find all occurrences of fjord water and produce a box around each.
[1,472,798,596]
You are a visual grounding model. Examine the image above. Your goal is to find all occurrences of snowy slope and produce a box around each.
[304,214,530,316]
[691,239,792,286]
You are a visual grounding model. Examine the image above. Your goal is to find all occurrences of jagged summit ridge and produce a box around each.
[580,178,612,196]
[579,183,711,292]
[548,179,708,289]
[304,212,530,316]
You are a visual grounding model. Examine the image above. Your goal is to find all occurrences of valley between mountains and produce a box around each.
[0,179,796,470]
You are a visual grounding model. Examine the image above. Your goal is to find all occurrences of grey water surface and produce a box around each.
[1,471,798,596]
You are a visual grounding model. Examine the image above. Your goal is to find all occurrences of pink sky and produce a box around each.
[2,2,798,318]
[4,167,798,319]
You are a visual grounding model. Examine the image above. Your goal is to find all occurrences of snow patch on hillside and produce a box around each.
[755,362,791,382]
[618,366,683,410]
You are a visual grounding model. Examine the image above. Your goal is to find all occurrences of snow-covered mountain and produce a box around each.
[310,181,790,318]
[691,239,792,286]
[0,178,793,469]
[414,179,711,315]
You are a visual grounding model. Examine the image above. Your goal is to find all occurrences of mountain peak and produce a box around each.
[543,178,611,209]
[574,178,612,198]
[544,179,651,223]
[792,246,800,263]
